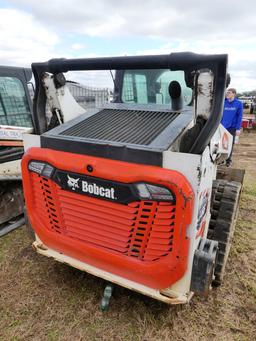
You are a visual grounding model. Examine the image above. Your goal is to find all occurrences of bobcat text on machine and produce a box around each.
[22,52,243,306]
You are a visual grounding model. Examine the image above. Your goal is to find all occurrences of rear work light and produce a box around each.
[135,183,175,201]
[28,161,54,178]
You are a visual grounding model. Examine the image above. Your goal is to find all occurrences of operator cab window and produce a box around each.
[0,76,32,127]
[122,69,192,106]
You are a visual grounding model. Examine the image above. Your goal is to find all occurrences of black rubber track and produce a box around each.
[0,182,24,225]
[208,179,241,285]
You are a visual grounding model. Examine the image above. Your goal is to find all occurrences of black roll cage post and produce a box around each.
[31,52,227,154]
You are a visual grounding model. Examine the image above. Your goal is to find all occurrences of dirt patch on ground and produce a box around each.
[0,131,256,341]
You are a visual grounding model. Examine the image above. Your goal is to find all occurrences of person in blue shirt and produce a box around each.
[221,88,243,167]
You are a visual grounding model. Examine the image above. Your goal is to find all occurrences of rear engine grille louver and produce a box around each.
[31,174,61,233]
[31,174,176,262]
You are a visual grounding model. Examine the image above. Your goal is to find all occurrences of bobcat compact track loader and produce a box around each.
[22,52,243,305]
[0,66,34,236]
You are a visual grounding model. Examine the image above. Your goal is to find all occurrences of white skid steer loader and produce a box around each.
[22,52,244,307]
[0,66,85,236]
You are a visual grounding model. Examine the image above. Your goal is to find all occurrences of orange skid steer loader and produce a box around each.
[22,53,243,307]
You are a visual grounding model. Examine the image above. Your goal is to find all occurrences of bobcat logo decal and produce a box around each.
[67,175,80,191]
[65,174,116,200]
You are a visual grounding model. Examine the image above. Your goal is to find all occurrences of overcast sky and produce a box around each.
[0,0,255,91]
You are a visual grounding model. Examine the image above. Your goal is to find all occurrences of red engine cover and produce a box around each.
[22,148,194,289]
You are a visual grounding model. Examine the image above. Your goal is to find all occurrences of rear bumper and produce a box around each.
[33,234,193,304]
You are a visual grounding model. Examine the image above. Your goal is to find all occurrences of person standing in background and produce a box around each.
[221,88,243,167]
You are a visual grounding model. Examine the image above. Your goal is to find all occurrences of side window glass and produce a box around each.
[135,74,147,103]
[0,76,32,127]
[122,73,135,102]
[122,73,148,104]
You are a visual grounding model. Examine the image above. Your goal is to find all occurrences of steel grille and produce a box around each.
[32,174,176,262]
[60,108,179,145]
